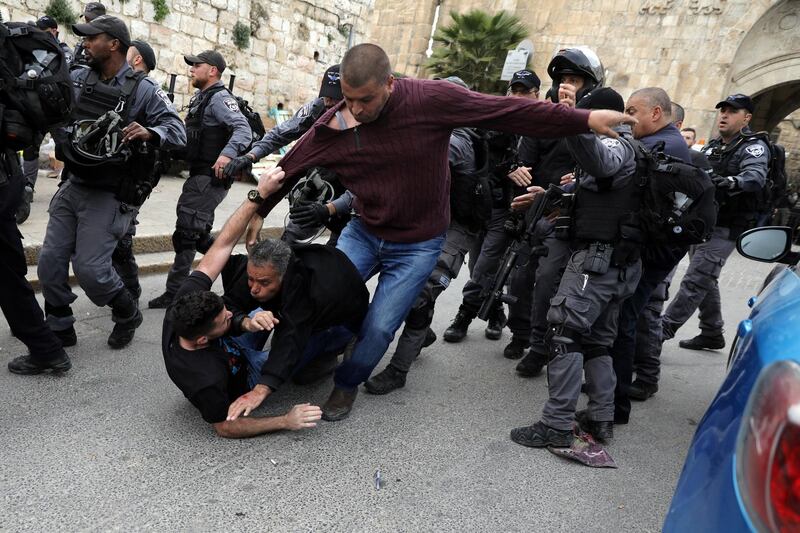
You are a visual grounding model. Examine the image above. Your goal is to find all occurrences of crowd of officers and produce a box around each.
[2,7,775,452]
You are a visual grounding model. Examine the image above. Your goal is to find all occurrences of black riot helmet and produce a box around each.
[546,46,605,104]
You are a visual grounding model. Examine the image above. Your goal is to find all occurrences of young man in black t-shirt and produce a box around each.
[162,167,322,438]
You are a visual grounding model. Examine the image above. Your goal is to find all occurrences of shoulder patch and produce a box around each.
[155,88,172,105]
[223,98,240,113]
[297,102,312,118]
[601,138,621,149]
[745,144,765,158]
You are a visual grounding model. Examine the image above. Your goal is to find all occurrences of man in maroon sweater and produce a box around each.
[246,44,635,421]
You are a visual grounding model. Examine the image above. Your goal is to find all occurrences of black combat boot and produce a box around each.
[484,304,507,340]
[108,290,144,349]
[443,305,476,343]
[575,410,614,442]
[8,353,72,375]
[503,337,529,359]
[148,291,175,309]
[516,350,547,377]
[678,334,725,351]
[628,380,659,401]
[364,365,407,395]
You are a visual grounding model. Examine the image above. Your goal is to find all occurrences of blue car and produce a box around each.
[664,226,800,533]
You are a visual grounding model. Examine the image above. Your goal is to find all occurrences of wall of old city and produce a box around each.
[0,0,373,113]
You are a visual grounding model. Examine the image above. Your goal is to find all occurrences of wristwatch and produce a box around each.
[247,189,264,204]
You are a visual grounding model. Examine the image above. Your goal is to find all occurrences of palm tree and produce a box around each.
[426,9,528,94]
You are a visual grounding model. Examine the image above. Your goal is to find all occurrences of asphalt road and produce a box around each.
[0,252,774,532]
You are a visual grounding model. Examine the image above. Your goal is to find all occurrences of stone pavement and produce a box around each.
[18,165,292,288]
[0,242,779,531]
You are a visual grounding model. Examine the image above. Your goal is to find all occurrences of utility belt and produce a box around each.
[189,164,233,188]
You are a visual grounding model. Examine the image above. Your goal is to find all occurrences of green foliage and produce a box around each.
[426,9,528,94]
[232,21,251,50]
[45,0,77,26]
[152,0,170,23]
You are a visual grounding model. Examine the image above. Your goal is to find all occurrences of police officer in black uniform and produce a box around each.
[224,64,344,244]
[510,88,641,447]
[148,50,252,309]
[38,15,186,350]
[660,94,769,350]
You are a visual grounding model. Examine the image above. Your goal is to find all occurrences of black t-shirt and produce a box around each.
[162,272,249,424]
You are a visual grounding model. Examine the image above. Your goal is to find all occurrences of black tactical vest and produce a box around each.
[704,136,760,233]
[184,85,232,176]
[572,171,642,244]
[60,69,145,189]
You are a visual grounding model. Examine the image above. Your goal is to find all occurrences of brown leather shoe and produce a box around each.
[322,387,358,421]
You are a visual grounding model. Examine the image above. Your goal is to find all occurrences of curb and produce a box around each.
[26,226,285,292]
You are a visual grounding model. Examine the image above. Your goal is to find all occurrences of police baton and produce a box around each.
[167,73,176,103]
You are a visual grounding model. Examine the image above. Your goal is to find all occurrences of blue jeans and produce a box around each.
[232,310,356,389]
[334,218,445,390]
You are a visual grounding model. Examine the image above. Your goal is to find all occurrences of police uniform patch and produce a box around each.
[155,89,171,105]
[601,138,621,149]
[297,103,311,118]
[223,98,240,113]
[745,144,764,158]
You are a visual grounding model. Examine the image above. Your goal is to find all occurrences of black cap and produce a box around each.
[508,69,541,90]
[715,93,754,114]
[36,16,58,30]
[73,15,130,47]
[83,2,106,21]
[318,64,342,100]
[184,50,226,73]
[576,87,625,113]
[130,39,156,71]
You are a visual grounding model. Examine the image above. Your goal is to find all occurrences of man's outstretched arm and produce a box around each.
[195,167,286,282]
[212,403,322,439]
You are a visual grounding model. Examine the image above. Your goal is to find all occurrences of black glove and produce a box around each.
[711,173,737,191]
[289,201,331,228]
[223,155,254,180]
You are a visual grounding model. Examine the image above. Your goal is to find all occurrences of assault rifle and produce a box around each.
[477,184,568,321]
[167,73,177,102]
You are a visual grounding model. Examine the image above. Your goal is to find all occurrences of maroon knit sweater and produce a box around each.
[258,78,591,242]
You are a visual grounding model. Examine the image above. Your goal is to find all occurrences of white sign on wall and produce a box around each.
[501,49,530,81]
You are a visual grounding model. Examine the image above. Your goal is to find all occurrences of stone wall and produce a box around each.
[370,0,798,142]
[1,0,373,113]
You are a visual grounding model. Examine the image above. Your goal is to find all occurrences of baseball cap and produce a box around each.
[184,50,226,73]
[318,64,342,100]
[508,69,541,91]
[715,93,754,113]
[73,15,130,47]
[131,39,156,71]
[36,16,58,30]
[83,2,106,21]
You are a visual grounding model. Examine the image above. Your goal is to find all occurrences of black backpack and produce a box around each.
[450,128,493,232]
[234,95,265,145]
[742,132,787,211]
[630,140,718,246]
[0,22,73,149]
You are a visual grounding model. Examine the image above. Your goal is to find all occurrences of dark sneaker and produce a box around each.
[485,307,507,340]
[53,326,77,348]
[148,292,175,309]
[322,387,358,421]
[503,337,529,360]
[443,308,474,343]
[15,185,33,224]
[575,410,614,443]
[8,353,72,375]
[107,310,144,349]
[678,334,725,351]
[364,365,407,395]
[510,421,573,448]
[516,350,547,377]
[629,380,659,401]
[422,328,437,348]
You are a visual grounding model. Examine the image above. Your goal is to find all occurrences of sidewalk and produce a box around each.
[19,166,291,289]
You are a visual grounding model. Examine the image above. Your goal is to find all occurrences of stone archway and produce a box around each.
[727,0,800,132]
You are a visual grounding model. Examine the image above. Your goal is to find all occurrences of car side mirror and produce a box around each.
[736,226,794,263]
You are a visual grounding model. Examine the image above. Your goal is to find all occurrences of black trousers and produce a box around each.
[0,150,66,362]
